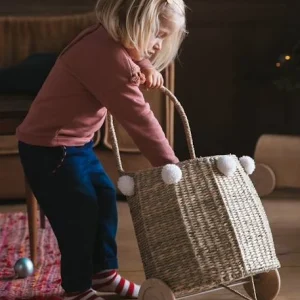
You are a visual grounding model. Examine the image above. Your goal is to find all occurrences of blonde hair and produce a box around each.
[95,0,187,71]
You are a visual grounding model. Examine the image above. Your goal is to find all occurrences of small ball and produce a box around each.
[239,156,256,175]
[161,164,182,184]
[217,155,237,176]
[117,175,135,196]
[14,258,34,278]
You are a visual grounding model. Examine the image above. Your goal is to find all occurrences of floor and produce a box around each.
[0,189,299,300]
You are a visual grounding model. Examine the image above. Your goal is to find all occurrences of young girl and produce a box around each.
[16,0,187,299]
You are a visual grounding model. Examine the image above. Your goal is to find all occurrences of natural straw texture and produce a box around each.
[108,87,280,298]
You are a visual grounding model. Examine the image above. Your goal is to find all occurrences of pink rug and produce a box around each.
[0,212,63,299]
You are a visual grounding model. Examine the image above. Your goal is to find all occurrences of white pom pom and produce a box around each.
[161,164,182,184]
[239,156,256,175]
[217,155,237,176]
[117,175,135,196]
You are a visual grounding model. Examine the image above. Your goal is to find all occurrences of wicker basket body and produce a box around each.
[108,87,280,298]
[126,157,280,297]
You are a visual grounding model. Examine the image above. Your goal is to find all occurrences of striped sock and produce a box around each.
[92,270,140,298]
[64,288,104,300]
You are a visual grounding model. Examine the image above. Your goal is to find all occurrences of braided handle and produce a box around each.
[107,86,196,174]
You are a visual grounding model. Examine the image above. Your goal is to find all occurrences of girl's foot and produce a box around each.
[92,270,140,298]
[64,288,104,300]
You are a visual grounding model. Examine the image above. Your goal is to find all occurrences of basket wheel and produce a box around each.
[244,269,281,300]
[138,278,175,300]
[250,163,276,197]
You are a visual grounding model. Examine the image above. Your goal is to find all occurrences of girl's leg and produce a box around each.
[18,141,99,293]
[89,155,118,272]
[88,152,140,298]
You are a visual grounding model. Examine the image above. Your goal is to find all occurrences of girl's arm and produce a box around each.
[60,36,178,167]
[135,58,153,70]
[135,58,164,89]
[100,76,179,167]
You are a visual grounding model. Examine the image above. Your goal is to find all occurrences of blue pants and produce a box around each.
[18,140,118,293]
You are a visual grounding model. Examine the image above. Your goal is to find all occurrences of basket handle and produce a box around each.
[107,86,196,174]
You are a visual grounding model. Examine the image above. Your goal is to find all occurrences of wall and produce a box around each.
[174,0,300,160]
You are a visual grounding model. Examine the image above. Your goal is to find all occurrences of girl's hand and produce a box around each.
[142,68,164,89]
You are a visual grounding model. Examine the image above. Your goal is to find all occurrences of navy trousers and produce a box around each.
[18,140,118,292]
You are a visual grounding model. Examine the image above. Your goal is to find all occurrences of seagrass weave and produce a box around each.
[108,87,280,298]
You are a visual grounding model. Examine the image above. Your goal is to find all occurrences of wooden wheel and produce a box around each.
[250,163,276,197]
[138,278,176,300]
[244,269,281,300]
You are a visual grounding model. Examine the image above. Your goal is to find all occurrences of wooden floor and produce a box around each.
[0,190,299,300]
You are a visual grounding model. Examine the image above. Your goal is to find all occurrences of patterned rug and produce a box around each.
[0,212,63,299]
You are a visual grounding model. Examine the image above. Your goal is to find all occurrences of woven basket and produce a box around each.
[108,87,280,298]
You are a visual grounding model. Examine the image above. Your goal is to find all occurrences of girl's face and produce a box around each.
[146,26,171,58]
[127,18,175,62]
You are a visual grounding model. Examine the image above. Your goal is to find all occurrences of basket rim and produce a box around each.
[120,154,239,177]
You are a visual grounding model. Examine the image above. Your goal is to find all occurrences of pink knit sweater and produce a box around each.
[16,24,178,167]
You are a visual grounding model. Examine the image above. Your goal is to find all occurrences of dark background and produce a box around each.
[174,0,300,160]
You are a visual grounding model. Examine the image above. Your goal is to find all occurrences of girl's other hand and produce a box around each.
[142,68,164,89]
